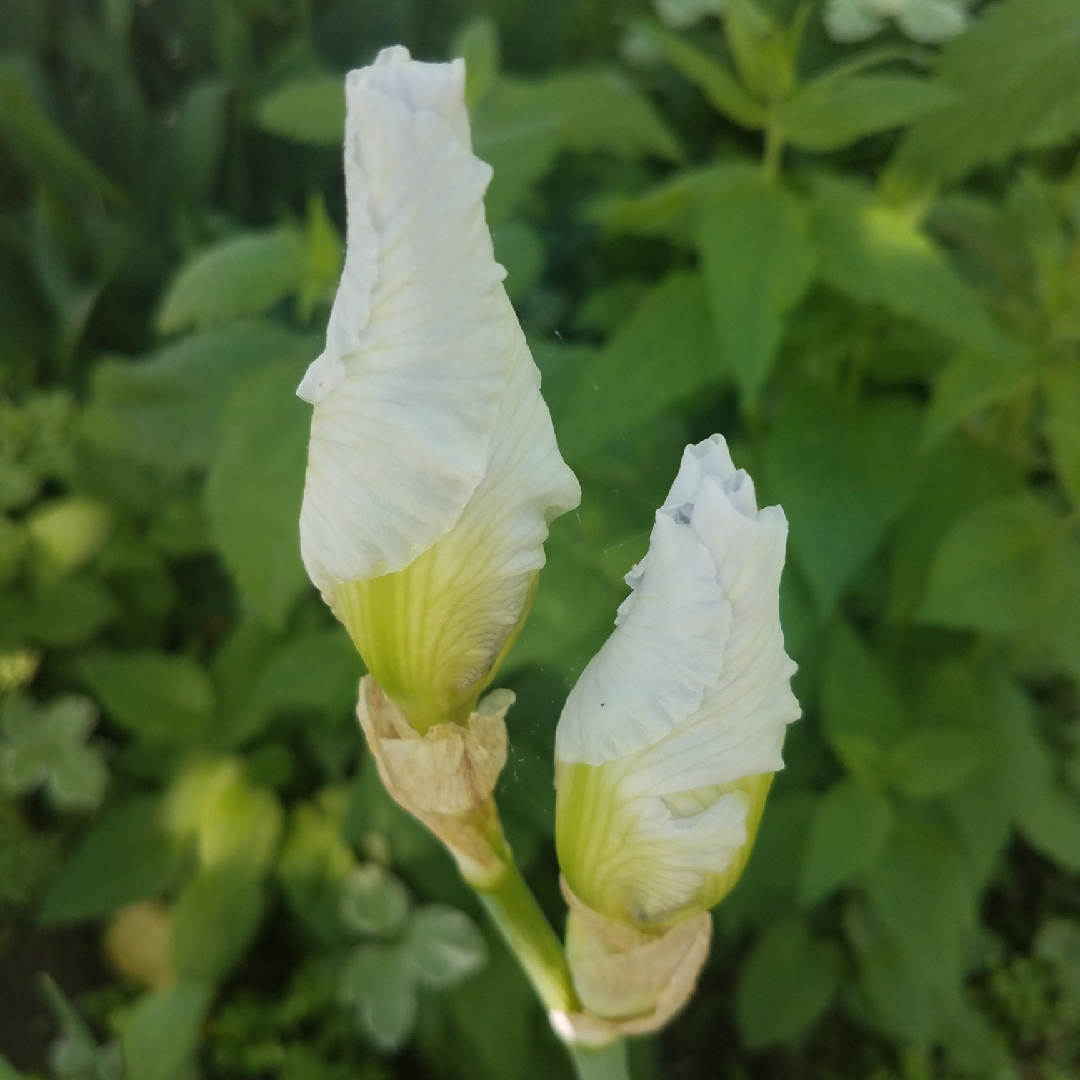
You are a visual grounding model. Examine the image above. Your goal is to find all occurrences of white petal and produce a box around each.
[299,55,511,595]
[555,513,731,767]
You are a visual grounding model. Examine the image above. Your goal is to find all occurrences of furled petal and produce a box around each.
[299,47,509,595]
[555,435,799,927]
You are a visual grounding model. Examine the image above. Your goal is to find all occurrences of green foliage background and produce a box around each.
[1,0,1080,1078]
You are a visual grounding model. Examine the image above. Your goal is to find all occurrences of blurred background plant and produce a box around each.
[1,0,1079,1078]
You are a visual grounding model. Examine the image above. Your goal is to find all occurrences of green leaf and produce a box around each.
[863,814,977,993]
[156,229,306,334]
[559,271,720,459]
[1034,919,1080,999]
[491,220,543,302]
[721,0,796,103]
[1043,361,1080,508]
[452,18,500,109]
[256,75,345,147]
[922,347,1037,450]
[0,1053,21,1080]
[79,651,214,742]
[86,321,318,471]
[472,107,560,227]
[22,575,118,647]
[807,177,1014,361]
[120,982,213,1080]
[205,360,311,630]
[168,79,228,204]
[171,867,265,983]
[340,943,418,1053]
[896,0,1080,182]
[406,904,487,989]
[339,864,410,939]
[800,779,893,905]
[698,171,814,401]
[763,381,923,613]
[0,693,106,811]
[736,916,844,1048]
[918,495,1056,635]
[780,75,954,152]
[885,729,990,798]
[40,796,177,923]
[635,21,766,129]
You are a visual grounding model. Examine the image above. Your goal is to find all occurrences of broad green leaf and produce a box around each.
[807,177,1014,361]
[79,651,214,742]
[800,779,893,904]
[895,0,1080,182]
[406,904,487,989]
[1043,361,1080,507]
[491,220,543,302]
[206,361,311,630]
[635,21,766,128]
[22,575,118,647]
[40,796,177,923]
[452,18,500,108]
[340,943,417,1053]
[855,935,937,1045]
[120,982,212,1080]
[473,108,560,227]
[736,916,844,1048]
[156,229,306,334]
[698,171,814,401]
[885,729,990,798]
[864,815,977,993]
[763,381,923,613]
[820,621,909,776]
[85,321,317,471]
[918,495,1056,635]
[256,75,345,147]
[559,271,720,459]
[168,79,228,204]
[339,863,410,939]
[779,76,954,152]
[721,0,795,103]
[171,867,265,983]
[922,347,1037,450]
[26,496,112,576]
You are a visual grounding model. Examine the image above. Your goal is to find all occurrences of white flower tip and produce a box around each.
[296,350,347,404]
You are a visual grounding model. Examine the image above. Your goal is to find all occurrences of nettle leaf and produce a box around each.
[800,779,893,905]
[807,177,1014,361]
[697,170,815,402]
[896,0,1080,182]
[406,904,487,989]
[1043,361,1080,508]
[206,360,312,630]
[736,916,844,1048]
[763,380,923,613]
[339,864,410,939]
[41,796,178,924]
[256,74,345,147]
[341,943,417,1053]
[0,693,106,811]
[560,272,720,459]
[918,495,1057,635]
[884,729,991,798]
[156,229,307,334]
[780,75,955,153]
[85,321,318,472]
[79,652,214,743]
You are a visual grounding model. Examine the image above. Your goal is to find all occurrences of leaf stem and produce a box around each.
[569,1040,631,1080]
[763,117,784,182]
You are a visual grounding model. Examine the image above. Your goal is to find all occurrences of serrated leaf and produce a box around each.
[763,381,923,613]
[559,271,720,459]
[896,0,1080,182]
[256,75,345,147]
[885,729,990,798]
[120,982,212,1080]
[85,321,317,471]
[800,779,893,904]
[339,864,410,939]
[1043,361,1080,508]
[156,229,306,334]
[79,652,214,742]
[340,943,417,1053]
[736,916,844,1048]
[698,171,814,401]
[205,361,311,630]
[406,904,487,989]
[41,796,178,924]
[780,75,954,152]
[807,177,1014,361]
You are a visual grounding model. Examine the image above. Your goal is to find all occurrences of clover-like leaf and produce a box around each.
[0,694,107,811]
[339,863,410,939]
[340,942,417,1053]
[405,904,487,990]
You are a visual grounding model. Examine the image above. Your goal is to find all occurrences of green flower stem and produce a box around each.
[472,854,577,1013]
[569,1041,631,1080]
